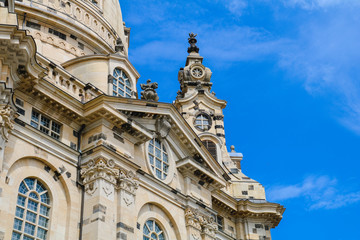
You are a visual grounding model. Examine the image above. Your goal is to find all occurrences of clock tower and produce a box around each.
[175,33,227,163]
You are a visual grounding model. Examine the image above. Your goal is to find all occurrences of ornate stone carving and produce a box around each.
[118,170,139,206]
[184,207,218,238]
[155,117,172,138]
[118,170,139,195]
[140,79,159,102]
[201,216,218,238]
[81,158,119,188]
[185,208,202,230]
[0,105,15,143]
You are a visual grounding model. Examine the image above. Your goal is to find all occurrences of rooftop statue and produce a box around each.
[140,79,159,102]
[188,32,199,53]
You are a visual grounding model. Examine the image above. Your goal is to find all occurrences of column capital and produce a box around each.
[81,157,120,187]
[118,169,139,195]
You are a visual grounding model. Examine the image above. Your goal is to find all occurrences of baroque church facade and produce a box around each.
[0,0,284,240]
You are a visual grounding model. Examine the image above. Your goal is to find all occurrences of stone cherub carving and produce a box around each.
[140,79,159,102]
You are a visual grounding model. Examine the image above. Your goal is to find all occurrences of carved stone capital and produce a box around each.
[81,157,119,186]
[184,207,218,238]
[201,217,218,238]
[118,170,139,195]
[184,208,202,231]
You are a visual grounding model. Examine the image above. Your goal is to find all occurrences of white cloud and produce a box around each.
[125,0,360,134]
[267,175,360,210]
[277,8,360,134]
[223,0,248,16]
[283,0,360,9]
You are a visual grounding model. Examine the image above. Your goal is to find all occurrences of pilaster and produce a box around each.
[185,208,202,240]
[116,169,139,240]
[81,157,119,240]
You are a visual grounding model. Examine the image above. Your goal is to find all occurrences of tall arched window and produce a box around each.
[112,68,132,98]
[143,219,165,240]
[202,140,217,161]
[148,138,169,180]
[12,178,51,240]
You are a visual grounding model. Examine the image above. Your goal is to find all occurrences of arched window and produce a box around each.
[194,114,211,131]
[12,178,51,240]
[148,138,169,180]
[112,68,132,98]
[143,219,165,240]
[202,140,217,161]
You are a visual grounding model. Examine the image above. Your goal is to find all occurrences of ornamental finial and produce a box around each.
[187,32,199,53]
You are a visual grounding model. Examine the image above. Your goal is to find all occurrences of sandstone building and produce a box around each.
[0,0,284,239]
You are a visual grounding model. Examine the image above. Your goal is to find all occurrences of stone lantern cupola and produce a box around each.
[177,33,213,99]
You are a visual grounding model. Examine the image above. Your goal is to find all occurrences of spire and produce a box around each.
[187,33,199,53]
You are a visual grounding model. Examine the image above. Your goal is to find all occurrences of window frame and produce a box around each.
[30,109,61,140]
[194,113,212,131]
[202,140,217,161]
[12,178,51,240]
[111,68,132,98]
[147,138,169,181]
[143,219,166,240]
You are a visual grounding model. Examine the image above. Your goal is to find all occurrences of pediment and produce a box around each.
[95,96,229,188]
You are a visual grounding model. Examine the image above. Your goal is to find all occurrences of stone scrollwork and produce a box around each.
[202,216,218,238]
[118,170,139,195]
[118,170,139,206]
[185,207,218,238]
[185,207,202,230]
[81,157,120,195]
[81,157,139,202]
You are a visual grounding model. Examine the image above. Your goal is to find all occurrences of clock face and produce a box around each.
[191,67,204,78]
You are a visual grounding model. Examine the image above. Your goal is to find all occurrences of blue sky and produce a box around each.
[120,0,360,239]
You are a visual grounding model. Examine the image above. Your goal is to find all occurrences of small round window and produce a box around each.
[194,114,211,131]
[112,68,132,98]
[148,138,169,180]
[143,219,166,240]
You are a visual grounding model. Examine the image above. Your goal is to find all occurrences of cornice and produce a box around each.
[212,192,285,228]
[174,90,227,109]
